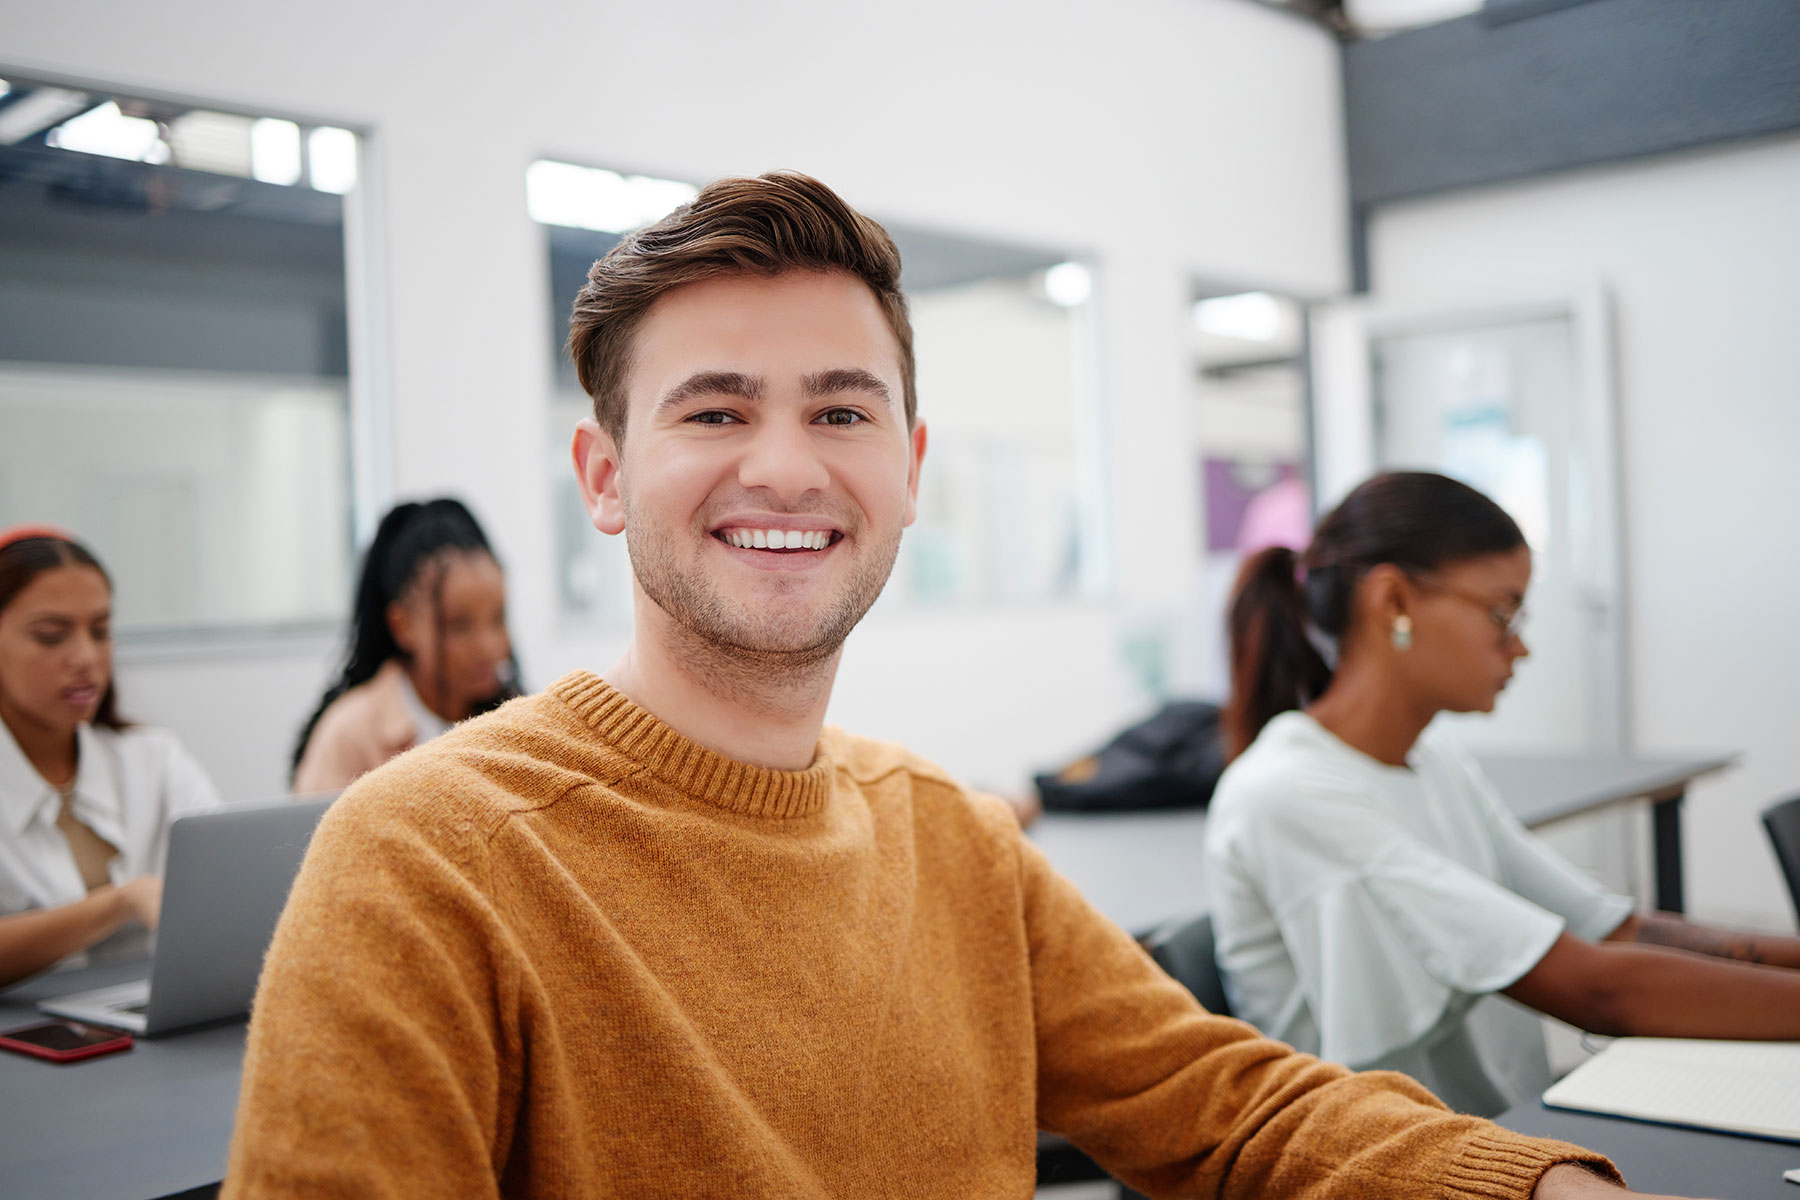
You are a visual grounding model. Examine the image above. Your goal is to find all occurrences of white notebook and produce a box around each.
[1542,1038,1800,1143]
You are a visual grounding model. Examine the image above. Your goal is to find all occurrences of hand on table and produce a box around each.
[114,875,163,930]
[1535,1164,1716,1200]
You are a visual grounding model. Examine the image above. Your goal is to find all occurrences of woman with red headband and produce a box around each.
[0,528,220,986]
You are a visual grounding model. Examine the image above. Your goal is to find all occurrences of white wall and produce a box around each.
[6,0,1347,802]
[1365,133,1800,928]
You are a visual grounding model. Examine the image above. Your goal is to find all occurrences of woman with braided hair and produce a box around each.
[292,499,520,793]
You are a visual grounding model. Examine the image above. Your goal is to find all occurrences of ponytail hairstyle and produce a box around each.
[1223,471,1526,759]
[291,498,520,779]
[0,530,128,730]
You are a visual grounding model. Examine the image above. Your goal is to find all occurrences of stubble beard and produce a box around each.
[623,498,903,700]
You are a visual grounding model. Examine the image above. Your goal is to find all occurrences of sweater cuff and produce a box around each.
[1443,1128,1624,1199]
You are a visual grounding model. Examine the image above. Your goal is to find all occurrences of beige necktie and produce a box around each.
[55,786,119,892]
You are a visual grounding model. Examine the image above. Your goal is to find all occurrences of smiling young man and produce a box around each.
[225,173,1691,1199]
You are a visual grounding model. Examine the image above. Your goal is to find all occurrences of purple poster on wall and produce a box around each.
[1201,458,1311,554]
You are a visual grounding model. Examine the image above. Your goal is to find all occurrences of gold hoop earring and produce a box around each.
[1391,614,1413,652]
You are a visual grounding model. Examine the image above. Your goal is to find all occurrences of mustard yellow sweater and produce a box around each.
[224,671,1615,1198]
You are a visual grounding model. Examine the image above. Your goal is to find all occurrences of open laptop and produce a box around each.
[38,795,334,1036]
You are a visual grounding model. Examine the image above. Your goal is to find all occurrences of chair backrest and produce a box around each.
[1762,795,1800,922]
[1139,913,1231,1017]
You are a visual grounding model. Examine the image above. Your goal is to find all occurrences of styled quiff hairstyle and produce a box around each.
[566,170,916,443]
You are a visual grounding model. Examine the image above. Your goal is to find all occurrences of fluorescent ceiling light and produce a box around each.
[1344,0,1480,30]
[167,110,254,177]
[0,88,93,145]
[250,118,302,186]
[46,100,169,164]
[308,126,357,194]
[526,160,698,233]
[1193,292,1282,341]
[1042,262,1092,307]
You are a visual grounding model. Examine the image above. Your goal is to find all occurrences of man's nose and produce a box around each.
[737,419,830,500]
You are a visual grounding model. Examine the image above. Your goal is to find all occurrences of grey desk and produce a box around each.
[1498,1102,1798,1199]
[1032,752,1735,930]
[1479,752,1736,914]
[0,958,242,1200]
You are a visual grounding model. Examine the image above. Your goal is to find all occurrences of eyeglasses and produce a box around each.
[1409,576,1527,643]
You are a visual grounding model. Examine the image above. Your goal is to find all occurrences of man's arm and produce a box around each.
[1607,910,1800,969]
[223,779,520,1198]
[1014,836,1632,1200]
[1537,1164,1715,1200]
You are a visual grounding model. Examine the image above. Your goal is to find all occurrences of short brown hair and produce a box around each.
[566,171,915,443]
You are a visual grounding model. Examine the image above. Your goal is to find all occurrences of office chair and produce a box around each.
[1139,912,1232,1018]
[1762,795,1800,922]
[1036,914,1231,1198]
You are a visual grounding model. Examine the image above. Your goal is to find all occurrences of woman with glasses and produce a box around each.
[1202,471,1800,1117]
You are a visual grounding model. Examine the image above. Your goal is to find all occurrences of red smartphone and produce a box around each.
[0,1019,134,1063]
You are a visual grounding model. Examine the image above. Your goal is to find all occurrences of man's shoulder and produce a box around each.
[823,727,957,790]
[822,727,1019,832]
[329,690,609,845]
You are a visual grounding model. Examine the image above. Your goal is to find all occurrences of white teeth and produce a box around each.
[723,528,831,550]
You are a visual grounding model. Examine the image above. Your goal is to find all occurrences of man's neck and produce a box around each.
[604,616,839,772]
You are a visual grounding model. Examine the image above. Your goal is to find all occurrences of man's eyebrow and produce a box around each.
[657,371,764,413]
[803,368,893,406]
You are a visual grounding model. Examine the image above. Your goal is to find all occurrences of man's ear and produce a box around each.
[902,419,928,528]
[572,418,626,536]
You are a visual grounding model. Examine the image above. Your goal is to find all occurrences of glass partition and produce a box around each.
[1188,287,1312,695]
[0,73,361,635]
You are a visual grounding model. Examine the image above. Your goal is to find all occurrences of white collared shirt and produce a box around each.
[1204,711,1633,1117]
[0,719,221,955]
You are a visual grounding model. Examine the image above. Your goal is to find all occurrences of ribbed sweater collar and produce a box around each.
[550,670,833,820]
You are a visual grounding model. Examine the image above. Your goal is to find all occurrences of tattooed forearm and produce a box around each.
[1633,917,1772,963]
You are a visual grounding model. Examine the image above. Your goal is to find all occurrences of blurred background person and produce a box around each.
[292,498,520,793]
[0,528,221,986]
[1204,471,1800,1117]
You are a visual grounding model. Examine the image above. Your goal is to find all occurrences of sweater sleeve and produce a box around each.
[1019,835,1618,1200]
[223,776,522,1199]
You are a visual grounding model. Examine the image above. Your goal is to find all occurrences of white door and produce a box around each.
[1310,287,1626,753]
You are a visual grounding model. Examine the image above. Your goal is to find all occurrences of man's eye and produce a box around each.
[688,410,738,425]
[817,408,865,427]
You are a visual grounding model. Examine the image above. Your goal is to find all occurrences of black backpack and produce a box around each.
[1033,700,1227,812]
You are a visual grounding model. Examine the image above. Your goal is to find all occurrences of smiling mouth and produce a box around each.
[715,528,839,552]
